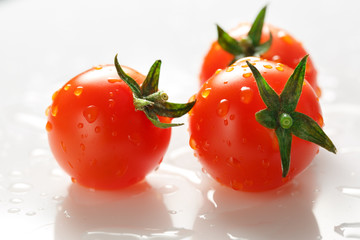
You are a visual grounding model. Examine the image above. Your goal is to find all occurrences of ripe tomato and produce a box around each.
[199,8,319,96]
[189,57,335,192]
[46,57,194,190]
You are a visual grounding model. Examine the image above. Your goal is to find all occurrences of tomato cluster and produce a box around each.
[46,6,336,192]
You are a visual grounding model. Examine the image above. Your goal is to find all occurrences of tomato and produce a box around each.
[199,8,320,96]
[189,57,335,192]
[46,57,194,190]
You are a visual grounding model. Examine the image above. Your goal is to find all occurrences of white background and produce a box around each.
[1,0,360,239]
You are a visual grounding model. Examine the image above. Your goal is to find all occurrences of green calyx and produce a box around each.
[114,54,196,129]
[217,5,272,64]
[247,55,337,177]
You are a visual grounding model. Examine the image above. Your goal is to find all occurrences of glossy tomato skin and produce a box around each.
[200,23,320,96]
[46,65,171,190]
[190,57,323,192]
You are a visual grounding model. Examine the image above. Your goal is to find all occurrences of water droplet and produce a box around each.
[112,131,118,137]
[52,195,65,202]
[216,99,230,117]
[74,86,84,96]
[240,86,253,104]
[51,105,58,117]
[158,184,179,194]
[230,180,244,191]
[95,126,101,133]
[338,186,360,198]
[108,78,121,83]
[80,143,86,151]
[108,99,115,108]
[226,157,241,168]
[263,64,273,69]
[242,72,252,78]
[71,177,77,183]
[63,83,71,91]
[215,69,222,75]
[189,136,198,150]
[9,183,32,194]
[46,121,53,132]
[52,90,59,101]
[77,123,84,128]
[226,66,234,72]
[276,66,284,72]
[83,105,99,123]
[201,88,211,98]
[334,222,360,238]
[224,119,229,126]
[67,161,74,169]
[229,114,235,120]
[278,31,294,45]
[9,198,23,204]
[94,65,103,70]
[318,114,324,127]
[60,141,67,153]
[26,211,36,216]
[8,208,21,214]
[45,105,51,117]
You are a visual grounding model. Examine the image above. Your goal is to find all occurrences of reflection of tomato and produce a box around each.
[200,19,319,96]
[46,62,182,190]
[190,57,334,192]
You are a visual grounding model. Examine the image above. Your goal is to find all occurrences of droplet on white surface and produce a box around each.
[52,195,65,202]
[8,208,21,214]
[8,182,32,194]
[25,211,36,216]
[334,222,360,238]
[158,184,178,195]
[337,186,360,198]
[9,198,23,204]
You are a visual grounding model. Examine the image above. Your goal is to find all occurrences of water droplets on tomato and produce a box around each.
[77,123,84,129]
[189,136,198,150]
[216,99,229,117]
[63,84,71,91]
[201,88,211,99]
[45,121,52,132]
[95,126,101,133]
[74,86,84,96]
[80,143,86,151]
[60,141,67,153]
[94,65,103,70]
[128,133,141,146]
[108,78,122,83]
[242,72,252,78]
[51,105,58,117]
[83,105,99,123]
[240,86,253,104]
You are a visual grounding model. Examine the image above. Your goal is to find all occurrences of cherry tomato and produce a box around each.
[199,11,319,96]
[189,57,334,192]
[46,58,194,190]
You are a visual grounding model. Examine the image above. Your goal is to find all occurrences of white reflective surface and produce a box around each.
[1,0,360,239]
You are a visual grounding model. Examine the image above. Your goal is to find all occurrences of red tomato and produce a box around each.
[200,23,320,96]
[46,64,172,190]
[190,57,324,192]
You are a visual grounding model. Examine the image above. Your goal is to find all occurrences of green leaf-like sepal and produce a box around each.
[275,127,292,177]
[247,56,337,177]
[255,109,277,129]
[217,25,244,56]
[291,112,337,154]
[141,60,161,96]
[153,101,196,118]
[114,54,196,129]
[216,5,272,64]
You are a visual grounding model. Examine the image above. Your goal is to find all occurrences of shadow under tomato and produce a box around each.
[192,164,321,240]
[54,181,181,240]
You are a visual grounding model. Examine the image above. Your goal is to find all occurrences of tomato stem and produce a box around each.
[279,113,293,129]
[216,5,272,64]
[247,56,337,177]
[114,54,196,129]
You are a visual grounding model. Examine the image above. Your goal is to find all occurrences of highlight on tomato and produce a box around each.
[46,54,195,190]
[189,56,336,192]
[199,6,320,96]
